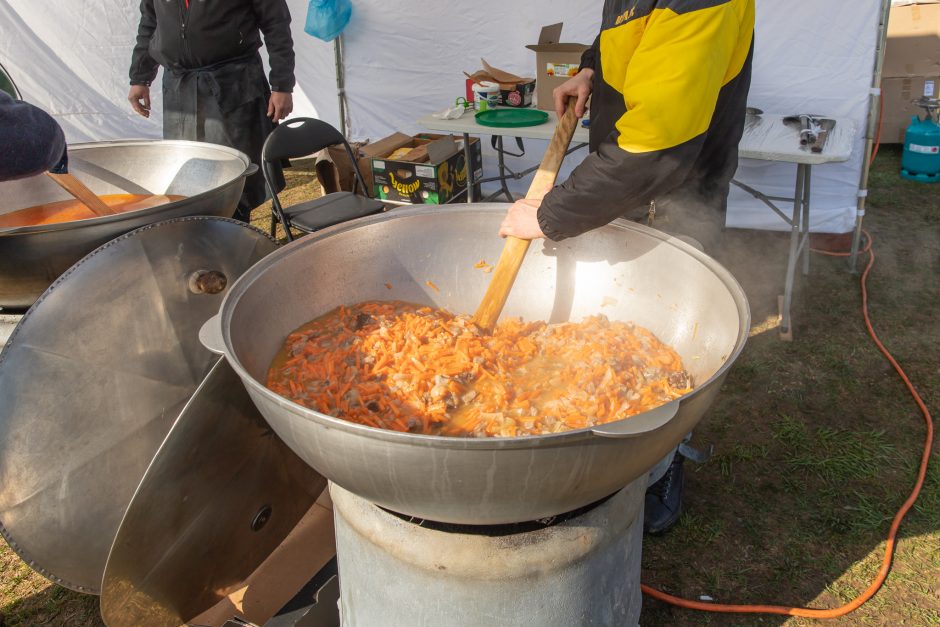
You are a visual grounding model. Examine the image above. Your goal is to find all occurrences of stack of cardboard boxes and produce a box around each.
[316,134,482,205]
[464,23,590,112]
[370,134,483,204]
[882,1,940,142]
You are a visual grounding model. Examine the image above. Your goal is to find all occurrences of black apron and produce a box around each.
[162,52,284,221]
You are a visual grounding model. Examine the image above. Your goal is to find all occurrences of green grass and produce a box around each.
[642,144,939,626]
[2,149,939,626]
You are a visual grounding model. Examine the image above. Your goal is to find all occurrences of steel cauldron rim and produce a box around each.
[0,139,255,237]
[209,204,751,450]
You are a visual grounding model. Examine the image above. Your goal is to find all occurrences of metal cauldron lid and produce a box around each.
[0,216,277,593]
[100,358,326,626]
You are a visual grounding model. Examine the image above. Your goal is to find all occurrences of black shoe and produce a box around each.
[644,453,684,535]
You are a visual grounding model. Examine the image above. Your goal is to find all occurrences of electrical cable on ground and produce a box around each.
[641,230,934,618]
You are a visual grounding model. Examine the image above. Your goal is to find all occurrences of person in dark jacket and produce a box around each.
[499,0,755,534]
[127,0,296,222]
[0,91,67,182]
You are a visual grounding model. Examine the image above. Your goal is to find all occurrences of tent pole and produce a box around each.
[334,33,349,138]
[849,0,891,273]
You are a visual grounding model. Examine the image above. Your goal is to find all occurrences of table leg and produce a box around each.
[494,136,514,202]
[779,163,805,341]
[463,132,475,204]
[801,164,812,276]
[849,210,864,273]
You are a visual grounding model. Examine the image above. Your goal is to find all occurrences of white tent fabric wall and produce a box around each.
[1,0,881,233]
[337,2,601,195]
[0,0,156,142]
[0,0,330,141]
[728,0,880,233]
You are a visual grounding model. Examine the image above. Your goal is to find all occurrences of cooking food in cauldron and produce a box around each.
[0,193,185,227]
[266,300,693,437]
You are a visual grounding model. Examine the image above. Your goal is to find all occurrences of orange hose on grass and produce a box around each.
[642,232,935,618]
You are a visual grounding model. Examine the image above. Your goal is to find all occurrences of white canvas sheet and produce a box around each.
[1,0,881,233]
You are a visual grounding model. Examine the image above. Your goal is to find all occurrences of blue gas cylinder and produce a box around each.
[901,111,940,184]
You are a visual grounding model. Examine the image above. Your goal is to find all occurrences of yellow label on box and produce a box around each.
[546,63,579,78]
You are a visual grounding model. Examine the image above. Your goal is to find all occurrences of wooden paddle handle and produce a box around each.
[473,97,580,330]
[45,172,117,217]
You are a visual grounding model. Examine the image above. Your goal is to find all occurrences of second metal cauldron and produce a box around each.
[202,204,750,524]
[0,140,255,309]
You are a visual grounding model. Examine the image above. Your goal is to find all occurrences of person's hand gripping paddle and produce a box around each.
[473,97,579,331]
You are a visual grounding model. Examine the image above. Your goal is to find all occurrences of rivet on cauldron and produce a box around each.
[188,269,228,295]
[250,504,273,532]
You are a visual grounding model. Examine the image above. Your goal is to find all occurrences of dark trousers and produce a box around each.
[162,53,284,222]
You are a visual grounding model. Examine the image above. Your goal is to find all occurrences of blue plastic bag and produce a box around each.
[304,0,352,42]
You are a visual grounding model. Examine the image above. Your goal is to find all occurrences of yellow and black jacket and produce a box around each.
[538,0,755,241]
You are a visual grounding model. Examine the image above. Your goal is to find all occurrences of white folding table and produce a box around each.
[731,113,856,339]
[418,109,856,339]
[416,110,590,203]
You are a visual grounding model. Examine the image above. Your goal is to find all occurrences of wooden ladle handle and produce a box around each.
[45,172,117,217]
[472,97,580,330]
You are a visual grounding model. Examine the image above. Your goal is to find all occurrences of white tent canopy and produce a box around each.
[1,0,883,233]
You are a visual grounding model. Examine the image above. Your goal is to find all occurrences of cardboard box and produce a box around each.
[465,61,536,108]
[414,134,483,199]
[358,132,413,196]
[526,23,590,111]
[881,75,940,143]
[316,132,413,197]
[884,1,940,78]
[500,80,536,107]
[372,134,482,204]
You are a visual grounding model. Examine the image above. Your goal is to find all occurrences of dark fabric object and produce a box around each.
[162,53,284,219]
[129,0,295,92]
[538,0,754,242]
[0,91,67,182]
[643,452,684,535]
[579,34,600,72]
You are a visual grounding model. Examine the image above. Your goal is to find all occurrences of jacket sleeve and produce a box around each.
[129,0,160,85]
[579,34,600,72]
[254,0,296,92]
[538,2,748,241]
[0,92,67,182]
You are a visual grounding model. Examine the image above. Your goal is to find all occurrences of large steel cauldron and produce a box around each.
[0,140,255,309]
[201,204,750,524]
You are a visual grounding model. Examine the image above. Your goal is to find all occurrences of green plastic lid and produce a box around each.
[475,108,549,128]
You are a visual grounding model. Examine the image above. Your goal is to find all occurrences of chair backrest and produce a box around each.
[261,117,369,196]
[262,118,345,162]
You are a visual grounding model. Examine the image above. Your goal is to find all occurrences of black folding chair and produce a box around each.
[261,117,385,241]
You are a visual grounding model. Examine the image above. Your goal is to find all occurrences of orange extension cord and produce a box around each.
[641,231,935,618]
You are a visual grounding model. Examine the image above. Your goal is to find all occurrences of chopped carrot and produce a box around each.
[265,300,692,438]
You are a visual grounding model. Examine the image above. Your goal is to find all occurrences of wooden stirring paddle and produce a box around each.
[472,97,580,331]
[45,172,117,217]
